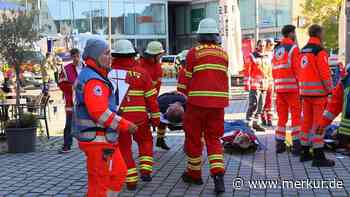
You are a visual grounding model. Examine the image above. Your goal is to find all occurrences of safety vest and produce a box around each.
[272,44,298,93]
[339,76,350,136]
[72,67,118,143]
[299,44,331,96]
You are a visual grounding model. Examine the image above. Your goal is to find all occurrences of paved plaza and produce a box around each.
[0,85,349,196]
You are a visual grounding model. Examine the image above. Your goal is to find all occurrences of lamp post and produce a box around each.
[255,0,259,42]
[108,0,112,49]
[346,0,350,64]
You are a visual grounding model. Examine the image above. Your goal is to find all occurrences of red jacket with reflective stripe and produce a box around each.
[139,58,162,95]
[243,51,270,91]
[112,58,160,126]
[272,38,300,93]
[83,59,129,133]
[298,37,332,96]
[58,63,78,113]
[184,44,229,108]
[177,66,187,94]
[320,82,343,128]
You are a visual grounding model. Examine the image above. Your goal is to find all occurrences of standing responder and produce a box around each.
[140,41,164,95]
[298,24,335,167]
[244,40,269,132]
[318,66,350,155]
[261,38,274,127]
[111,40,160,190]
[73,38,137,196]
[271,25,302,154]
[181,18,228,194]
[177,50,189,95]
[58,48,82,153]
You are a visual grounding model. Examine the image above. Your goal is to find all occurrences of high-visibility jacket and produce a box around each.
[139,58,163,95]
[272,38,300,93]
[320,76,350,136]
[112,58,160,126]
[177,66,187,94]
[243,51,271,91]
[184,43,229,108]
[58,63,78,113]
[298,37,332,96]
[72,58,129,143]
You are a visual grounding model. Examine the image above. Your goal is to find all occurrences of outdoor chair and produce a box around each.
[28,94,50,139]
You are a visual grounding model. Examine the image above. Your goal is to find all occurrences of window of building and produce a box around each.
[239,0,256,29]
[135,3,166,35]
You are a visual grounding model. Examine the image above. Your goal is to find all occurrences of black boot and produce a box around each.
[156,138,170,150]
[276,140,286,154]
[252,121,265,132]
[312,148,335,167]
[212,173,225,194]
[300,146,313,162]
[181,172,203,185]
[267,120,273,127]
[291,140,302,156]
[140,174,152,182]
[126,184,137,191]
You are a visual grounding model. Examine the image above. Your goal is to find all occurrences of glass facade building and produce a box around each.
[1,0,294,53]
[238,0,293,39]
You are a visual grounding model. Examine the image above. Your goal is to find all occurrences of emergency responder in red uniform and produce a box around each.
[182,18,228,194]
[319,65,350,155]
[177,50,189,95]
[261,38,274,127]
[298,25,335,167]
[73,38,137,196]
[140,41,164,95]
[111,40,160,190]
[271,25,302,154]
[58,48,82,153]
[244,40,270,132]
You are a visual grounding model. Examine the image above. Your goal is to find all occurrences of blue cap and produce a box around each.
[82,38,109,61]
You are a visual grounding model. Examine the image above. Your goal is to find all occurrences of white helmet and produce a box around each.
[145,41,165,55]
[197,18,219,34]
[112,39,136,54]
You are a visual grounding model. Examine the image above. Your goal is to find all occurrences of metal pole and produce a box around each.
[255,0,259,42]
[346,0,350,64]
[108,0,112,49]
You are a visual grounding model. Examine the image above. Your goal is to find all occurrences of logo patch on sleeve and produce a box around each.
[93,85,103,96]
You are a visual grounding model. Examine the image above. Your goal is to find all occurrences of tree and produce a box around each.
[302,0,342,50]
[0,9,39,123]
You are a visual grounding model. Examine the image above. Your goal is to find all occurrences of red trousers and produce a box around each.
[184,104,225,179]
[300,97,327,148]
[275,92,301,141]
[261,88,273,122]
[79,141,127,197]
[118,122,153,187]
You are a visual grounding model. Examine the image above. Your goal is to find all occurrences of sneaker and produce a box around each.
[59,146,72,154]
[252,121,265,132]
[181,172,203,185]
[140,174,152,182]
[212,173,225,194]
[156,138,170,150]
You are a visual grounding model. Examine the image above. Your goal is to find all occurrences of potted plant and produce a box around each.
[0,9,40,153]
